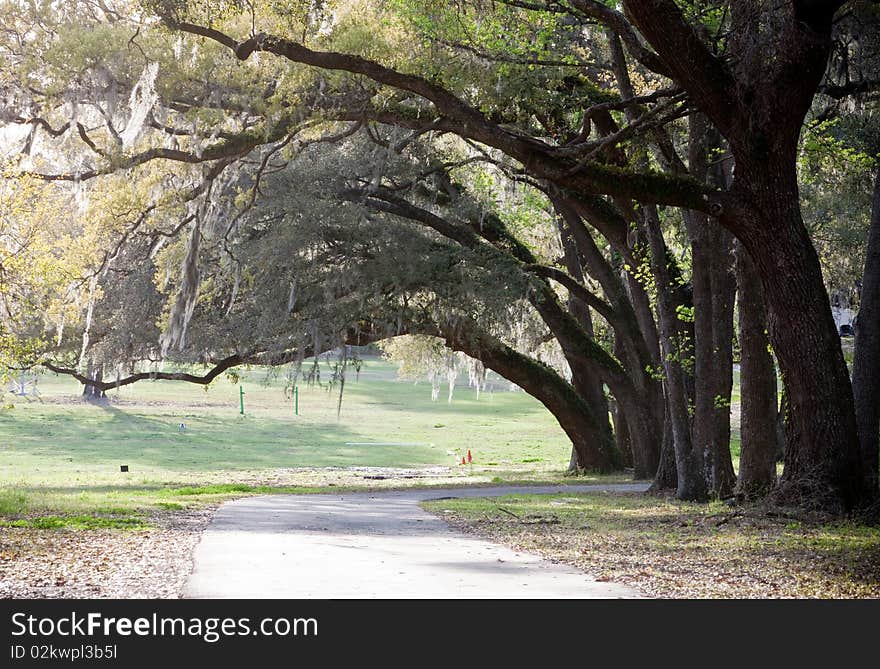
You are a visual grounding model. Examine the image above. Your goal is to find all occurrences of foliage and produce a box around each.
[0,0,877,510]
[800,114,879,299]
[0,169,84,368]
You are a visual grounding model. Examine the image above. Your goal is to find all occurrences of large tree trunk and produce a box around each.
[558,222,615,472]
[710,224,737,497]
[644,205,708,501]
[685,187,736,499]
[735,240,778,498]
[621,0,869,514]
[81,361,107,402]
[686,115,716,492]
[553,199,661,477]
[687,208,716,491]
[853,169,880,496]
[650,401,679,492]
[710,134,739,499]
[730,157,865,511]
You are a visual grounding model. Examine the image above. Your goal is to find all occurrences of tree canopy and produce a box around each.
[1,0,879,513]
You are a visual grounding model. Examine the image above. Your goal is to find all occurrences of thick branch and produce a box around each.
[619,0,737,137]
[166,19,723,213]
[42,354,246,391]
[165,19,531,158]
[524,263,616,322]
[40,322,384,391]
[567,0,672,77]
[24,143,252,181]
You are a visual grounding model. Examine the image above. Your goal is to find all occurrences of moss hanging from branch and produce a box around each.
[160,214,201,355]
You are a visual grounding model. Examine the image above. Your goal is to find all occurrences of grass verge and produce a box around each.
[422,492,880,598]
[0,515,148,530]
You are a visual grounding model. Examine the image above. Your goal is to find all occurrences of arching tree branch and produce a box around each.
[618,0,737,137]
[41,354,247,391]
[524,263,616,323]
[567,0,673,78]
[161,17,724,214]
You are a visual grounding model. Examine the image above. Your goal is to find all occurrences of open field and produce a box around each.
[0,356,632,598]
[0,356,627,522]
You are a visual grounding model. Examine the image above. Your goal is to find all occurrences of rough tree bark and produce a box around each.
[687,206,716,488]
[686,114,736,498]
[710,224,737,497]
[644,205,708,501]
[621,0,869,510]
[853,168,880,495]
[735,240,779,497]
[709,131,740,498]
[731,156,864,510]
[558,222,615,472]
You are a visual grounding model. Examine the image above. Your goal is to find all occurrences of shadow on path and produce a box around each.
[185,483,648,599]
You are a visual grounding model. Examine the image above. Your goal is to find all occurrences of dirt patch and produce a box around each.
[0,507,216,599]
[206,466,470,489]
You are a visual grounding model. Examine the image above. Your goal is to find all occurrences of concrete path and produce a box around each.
[185,483,648,599]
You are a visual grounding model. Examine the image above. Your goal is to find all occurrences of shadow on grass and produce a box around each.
[340,379,553,417]
[1,400,443,473]
[431,492,880,594]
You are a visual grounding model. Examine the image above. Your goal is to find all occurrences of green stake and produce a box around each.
[239,385,245,415]
[294,386,299,416]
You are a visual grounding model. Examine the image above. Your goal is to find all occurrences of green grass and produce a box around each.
[0,356,619,520]
[162,483,338,496]
[0,514,148,530]
[170,483,268,495]
[2,356,772,526]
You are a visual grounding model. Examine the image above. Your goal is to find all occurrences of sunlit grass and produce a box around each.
[0,356,622,518]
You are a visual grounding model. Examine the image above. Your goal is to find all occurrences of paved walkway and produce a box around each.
[185,483,648,599]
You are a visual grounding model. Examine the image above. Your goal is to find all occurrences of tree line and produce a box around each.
[0,0,878,514]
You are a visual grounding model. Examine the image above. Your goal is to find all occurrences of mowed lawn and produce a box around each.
[0,356,607,518]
